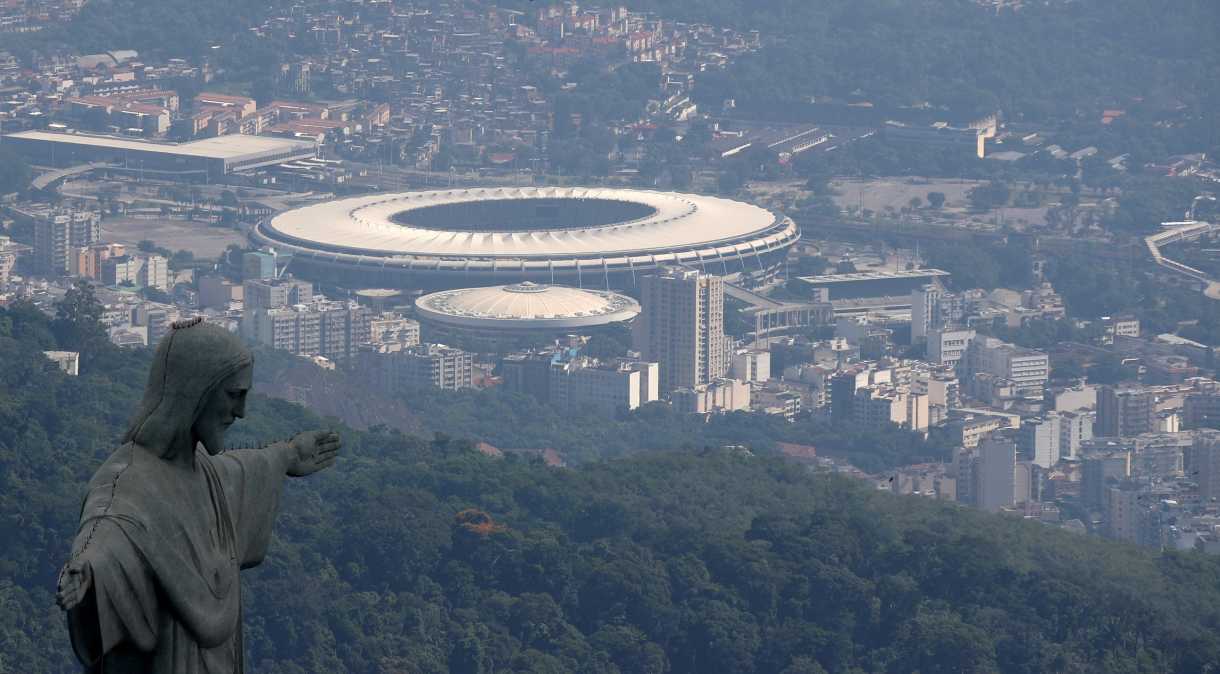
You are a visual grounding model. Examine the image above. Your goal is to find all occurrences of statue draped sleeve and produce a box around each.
[65,445,289,672]
[66,517,161,665]
[209,446,289,569]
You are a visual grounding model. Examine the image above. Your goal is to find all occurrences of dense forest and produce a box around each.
[394,388,944,472]
[6,291,1220,672]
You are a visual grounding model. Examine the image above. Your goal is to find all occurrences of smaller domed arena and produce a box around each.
[414,282,640,350]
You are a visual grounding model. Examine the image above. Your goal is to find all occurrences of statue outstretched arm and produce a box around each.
[210,430,340,568]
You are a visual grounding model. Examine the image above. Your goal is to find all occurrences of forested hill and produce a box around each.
[4,302,1220,673]
[11,0,1218,130]
[250,343,949,473]
[4,0,296,96]
[509,0,1220,128]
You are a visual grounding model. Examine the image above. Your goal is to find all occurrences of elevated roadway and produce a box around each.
[30,162,119,190]
[1145,220,1219,293]
[724,283,832,338]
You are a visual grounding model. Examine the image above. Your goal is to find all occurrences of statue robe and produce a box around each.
[66,442,286,673]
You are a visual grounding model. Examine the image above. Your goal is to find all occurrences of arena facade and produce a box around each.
[251,187,799,289]
[414,282,640,349]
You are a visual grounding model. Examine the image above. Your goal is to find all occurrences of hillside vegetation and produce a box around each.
[4,301,1220,672]
[645,0,1218,124]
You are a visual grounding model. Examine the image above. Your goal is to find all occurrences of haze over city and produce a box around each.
[1,0,1219,671]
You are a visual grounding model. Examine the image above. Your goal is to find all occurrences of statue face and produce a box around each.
[193,365,253,455]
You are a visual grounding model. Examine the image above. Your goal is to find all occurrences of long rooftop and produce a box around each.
[5,130,316,160]
[798,269,950,284]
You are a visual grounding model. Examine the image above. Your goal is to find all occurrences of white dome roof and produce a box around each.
[415,282,640,330]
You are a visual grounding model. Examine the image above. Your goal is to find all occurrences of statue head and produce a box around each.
[124,317,254,458]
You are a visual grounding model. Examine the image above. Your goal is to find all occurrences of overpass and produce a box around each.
[30,162,119,191]
[1145,220,1219,288]
[725,283,833,338]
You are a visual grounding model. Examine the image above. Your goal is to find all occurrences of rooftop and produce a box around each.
[5,130,316,160]
[261,186,791,259]
[416,282,640,330]
[799,269,950,284]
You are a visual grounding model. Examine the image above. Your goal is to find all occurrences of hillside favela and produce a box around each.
[1,0,1219,672]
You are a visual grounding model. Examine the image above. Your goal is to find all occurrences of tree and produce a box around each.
[684,120,713,148]
[1088,353,1134,385]
[584,329,630,360]
[0,146,31,195]
[718,170,745,195]
[794,256,831,276]
[170,249,195,269]
[927,192,946,209]
[802,160,835,195]
[967,181,1010,212]
[670,165,694,190]
[926,243,1000,290]
[50,279,109,363]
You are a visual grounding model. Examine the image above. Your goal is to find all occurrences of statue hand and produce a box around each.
[56,561,92,611]
[287,430,341,477]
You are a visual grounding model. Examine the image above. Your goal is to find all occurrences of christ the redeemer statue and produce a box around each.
[55,317,341,672]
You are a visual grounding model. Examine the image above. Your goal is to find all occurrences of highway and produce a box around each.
[1144,220,1220,294]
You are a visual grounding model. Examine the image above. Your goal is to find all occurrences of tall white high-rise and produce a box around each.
[32,210,100,276]
[1194,435,1220,503]
[911,283,941,342]
[1018,413,1061,468]
[138,254,170,292]
[976,431,1017,512]
[0,236,18,288]
[633,267,727,393]
[962,336,1049,397]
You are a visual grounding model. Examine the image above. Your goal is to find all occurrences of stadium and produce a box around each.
[251,187,799,289]
[414,282,640,348]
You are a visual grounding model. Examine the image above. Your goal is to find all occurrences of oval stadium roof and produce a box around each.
[251,187,799,285]
[415,282,640,330]
[258,186,789,259]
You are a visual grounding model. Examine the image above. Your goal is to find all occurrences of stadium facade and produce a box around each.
[251,187,799,289]
[415,282,640,348]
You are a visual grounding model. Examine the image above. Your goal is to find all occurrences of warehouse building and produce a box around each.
[4,130,316,179]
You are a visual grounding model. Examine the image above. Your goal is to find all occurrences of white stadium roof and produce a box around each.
[416,282,640,330]
[262,187,784,258]
[251,187,799,284]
